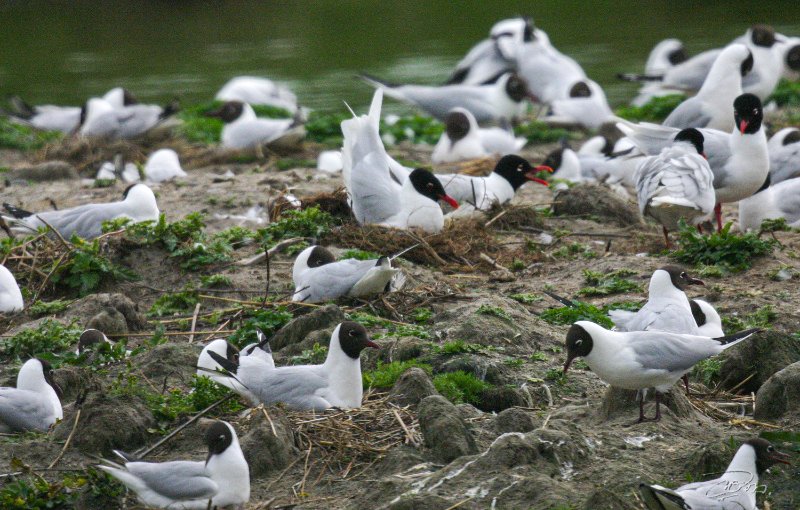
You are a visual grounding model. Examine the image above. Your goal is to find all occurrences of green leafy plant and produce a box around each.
[545,368,568,385]
[227,307,293,347]
[257,206,335,248]
[146,375,244,424]
[578,269,640,296]
[411,308,433,324]
[436,340,488,355]
[673,222,775,272]
[768,79,800,107]
[276,158,317,171]
[510,293,542,304]
[476,304,512,321]
[348,312,432,339]
[380,115,444,145]
[759,217,792,234]
[0,474,83,509]
[0,319,81,360]
[615,94,685,122]
[27,299,71,316]
[0,117,62,150]
[692,358,723,387]
[722,305,776,331]
[514,121,578,144]
[305,111,349,145]
[362,360,433,389]
[148,288,199,317]
[288,343,328,365]
[200,274,233,288]
[341,248,381,260]
[432,371,490,405]
[50,236,138,295]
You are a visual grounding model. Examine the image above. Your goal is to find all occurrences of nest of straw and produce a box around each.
[0,228,74,299]
[286,393,421,467]
[322,215,540,269]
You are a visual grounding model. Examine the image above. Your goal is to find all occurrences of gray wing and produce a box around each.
[125,461,217,500]
[662,50,720,92]
[635,155,665,214]
[115,105,162,139]
[662,97,713,129]
[0,389,54,432]
[296,259,377,302]
[628,332,722,373]
[447,39,512,85]
[617,121,680,156]
[350,151,403,224]
[697,129,735,187]
[246,366,332,410]
[24,201,130,239]
[224,118,292,148]
[386,84,495,121]
[770,143,800,184]
[773,179,800,222]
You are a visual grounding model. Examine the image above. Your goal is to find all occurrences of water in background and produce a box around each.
[2,1,800,113]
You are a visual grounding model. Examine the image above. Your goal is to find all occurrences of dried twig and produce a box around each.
[47,409,81,469]
[187,303,201,343]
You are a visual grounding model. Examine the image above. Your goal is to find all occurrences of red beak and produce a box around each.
[525,166,553,187]
[771,451,791,466]
[439,194,459,209]
[739,120,748,134]
[701,152,708,160]
[365,340,380,349]
[563,356,575,374]
[535,165,554,173]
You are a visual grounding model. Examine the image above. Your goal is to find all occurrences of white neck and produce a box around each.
[237,103,258,123]
[207,431,250,506]
[556,149,582,181]
[718,444,759,507]
[392,179,444,232]
[485,172,516,204]
[17,361,62,420]
[322,326,364,407]
[648,270,690,306]
[0,267,24,312]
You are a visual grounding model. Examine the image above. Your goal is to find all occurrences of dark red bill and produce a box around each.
[439,194,459,209]
[739,120,748,134]
[365,340,381,349]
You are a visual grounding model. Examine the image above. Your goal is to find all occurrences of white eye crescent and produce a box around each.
[575,339,582,346]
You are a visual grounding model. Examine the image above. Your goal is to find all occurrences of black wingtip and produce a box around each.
[543,290,576,308]
[3,203,33,219]
[617,73,664,83]
[207,350,238,373]
[255,329,272,354]
[159,99,180,119]
[714,328,761,345]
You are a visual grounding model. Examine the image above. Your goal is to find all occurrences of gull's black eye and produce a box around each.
[575,339,582,346]
[768,445,774,452]
[349,330,356,337]
[680,272,687,278]
[427,183,434,188]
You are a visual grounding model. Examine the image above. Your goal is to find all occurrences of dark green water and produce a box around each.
[2,1,799,112]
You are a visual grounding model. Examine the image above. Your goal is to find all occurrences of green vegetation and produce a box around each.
[673,222,775,272]
[288,343,328,365]
[692,358,723,387]
[531,352,549,362]
[200,274,233,288]
[614,94,685,122]
[257,207,335,249]
[540,300,640,329]
[51,236,138,296]
[0,319,81,360]
[348,311,431,339]
[0,473,87,509]
[432,371,490,405]
[144,375,243,423]
[0,117,62,150]
[362,360,433,389]
[551,242,598,260]
[759,217,792,234]
[341,248,381,260]
[514,121,578,144]
[305,111,348,145]
[381,115,444,145]
[578,269,640,296]
[27,299,71,316]
[435,340,489,355]
[510,293,542,304]
[545,368,569,385]
[227,307,293,348]
[93,178,115,188]
[148,288,199,317]
[411,307,433,324]
[476,304,512,321]
[276,158,317,171]
[768,79,800,107]
[722,305,776,331]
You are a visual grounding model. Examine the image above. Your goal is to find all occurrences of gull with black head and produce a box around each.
[431,107,526,164]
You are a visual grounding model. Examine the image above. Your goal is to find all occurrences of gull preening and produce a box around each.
[431,107,526,164]
[205,100,297,150]
[292,245,405,303]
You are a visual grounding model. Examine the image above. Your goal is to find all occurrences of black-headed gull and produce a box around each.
[691,299,724,338]
[341,90,459,232]
[0,358,62,433]
[435,154,551,211]
[431,107,526,164]
[662,44,752,131]
[544,78,616,129]
[360,72,533,123]
[3,183,160,240]
[634,128,715,247]
[99,420,249,510]
[608,266,704,335]
[618,93,768,231]
[0,265,23,313]
[205,101,296,150]
[738,175,800,231]
[563,321,759,422]
[144,148,187,183]
[292,245,405,303]
[446,17,531,86]
[639,438,789,510]
[215,76,299,114]
[208,322,378,410]
[516,26,587,104]
[631,39,689,106]
[80,97,176,140]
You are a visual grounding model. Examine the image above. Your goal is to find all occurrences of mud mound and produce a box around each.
[553,183,641,226]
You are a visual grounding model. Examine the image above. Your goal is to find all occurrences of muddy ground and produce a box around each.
[0,123,799,510]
